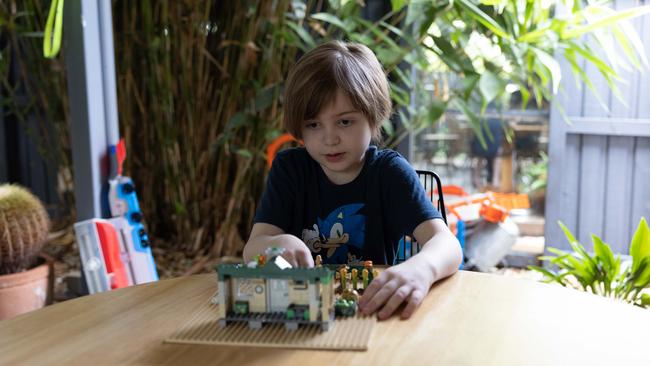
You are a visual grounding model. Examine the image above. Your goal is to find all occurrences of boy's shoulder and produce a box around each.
[274,147,312,165]
[367,147,408,170]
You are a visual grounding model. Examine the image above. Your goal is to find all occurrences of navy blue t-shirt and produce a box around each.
[253,146,442,265]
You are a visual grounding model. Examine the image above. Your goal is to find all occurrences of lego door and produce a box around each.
[268,279,290,312]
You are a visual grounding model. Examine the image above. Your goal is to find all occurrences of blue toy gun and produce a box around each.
[107,139,158,283]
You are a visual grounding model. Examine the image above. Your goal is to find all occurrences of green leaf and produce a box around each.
[251,84,279,112]
[452,97,484,148]
[611,27,641,71]
[461,73,480,101]
[398,109,412,130]
[353,17,402,52]
[567,41,610,74]
[517,25,554,43]
[348,32,374,46]
[235,149,253,159]
[558,221,580,246]
[528,265,553,276]
[616,20,649,67]
[310,13,350,32]
[566,254,594,282]
[455,0,511,40]
[633,257,650,288]
[390,84,410,107]
[478,71,505,104]
[225,112,247,131]
[528,265,568,286]
[640,293,650,307]
[519,86,530,110]
[562,5,650,39]
[174,201,187,215]
[286,22,315,50]
[531,47,561,94]
[630,217,650,273]
[391,0,407,12]
[592,235,615,275]
[564,48,591,89]
[392,67,413,89]
[382,119,395,136]
[426,98,447,124]
[539,255,560,261]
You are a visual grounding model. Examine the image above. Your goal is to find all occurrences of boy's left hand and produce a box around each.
[357,256,434,320]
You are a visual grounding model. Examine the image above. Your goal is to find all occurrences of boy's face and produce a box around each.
[302,88,372,185]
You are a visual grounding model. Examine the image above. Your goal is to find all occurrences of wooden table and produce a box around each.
[1,270,649,365]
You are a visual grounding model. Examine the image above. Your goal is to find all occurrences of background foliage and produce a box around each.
[1,0,648,266]
[112,0,299,256]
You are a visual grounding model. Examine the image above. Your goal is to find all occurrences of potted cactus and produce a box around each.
[0,184,53,319]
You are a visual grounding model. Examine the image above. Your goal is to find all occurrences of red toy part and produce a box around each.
[479,200,508,223]
[95,221,129,289]
[435,185,469,197]
[116,138,127,176]
[266,133,302,168]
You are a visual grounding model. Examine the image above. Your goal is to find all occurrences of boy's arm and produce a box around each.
[358,219,461,320]
[411,218,463,283]
[243,223,314,268]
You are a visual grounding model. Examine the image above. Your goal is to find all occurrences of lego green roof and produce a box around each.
[215,263,332,283]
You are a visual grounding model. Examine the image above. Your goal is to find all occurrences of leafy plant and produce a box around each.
[519,151,548,194]
[529,218,650,308]
[294,0,650,146]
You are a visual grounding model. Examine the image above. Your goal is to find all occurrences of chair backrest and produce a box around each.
[415,170,447,225]
[394,170,447,264]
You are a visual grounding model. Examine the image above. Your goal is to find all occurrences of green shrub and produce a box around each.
[530,218,650,308]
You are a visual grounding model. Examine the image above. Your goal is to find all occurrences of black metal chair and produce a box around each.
[416,170,447,225]
[393,170,447,264]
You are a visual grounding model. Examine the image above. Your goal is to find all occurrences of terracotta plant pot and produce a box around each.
[0,256,53,320]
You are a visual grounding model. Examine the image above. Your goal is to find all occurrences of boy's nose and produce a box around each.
[323,127,340,145]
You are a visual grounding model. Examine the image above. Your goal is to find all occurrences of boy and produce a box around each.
[243,41,462,320]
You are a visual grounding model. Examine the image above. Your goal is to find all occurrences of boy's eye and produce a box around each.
[305,121,320,129]
[338,119,353,127]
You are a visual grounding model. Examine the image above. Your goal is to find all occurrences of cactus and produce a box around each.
[0,184,50,275]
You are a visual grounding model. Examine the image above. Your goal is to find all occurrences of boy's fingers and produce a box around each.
[281,251,298,267]
[360,279,398,315]
[400,289,425,319]
[377,286,412,320]
[358,273,386,307]
[296,250,314,268]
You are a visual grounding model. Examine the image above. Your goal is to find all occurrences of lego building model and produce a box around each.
[214,248,379,331]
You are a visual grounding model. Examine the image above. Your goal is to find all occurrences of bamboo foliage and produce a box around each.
[113,0,299,256]
[0,0,73,210]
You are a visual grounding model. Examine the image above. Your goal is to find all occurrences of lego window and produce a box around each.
[292,279,307,290]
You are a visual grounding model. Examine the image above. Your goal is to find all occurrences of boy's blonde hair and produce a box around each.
[283,41,391,141]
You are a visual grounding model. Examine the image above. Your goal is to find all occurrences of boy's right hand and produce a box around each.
[244,223,314,268]
[274,235,314,268]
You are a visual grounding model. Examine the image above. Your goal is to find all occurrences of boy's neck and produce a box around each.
[321,163,364,185]
[319,146,374,185]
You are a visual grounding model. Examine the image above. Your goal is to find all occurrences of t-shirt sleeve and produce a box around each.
[253,151,297,231]
[382,154,443,236]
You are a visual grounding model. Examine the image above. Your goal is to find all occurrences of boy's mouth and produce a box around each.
[324,152,345,163]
